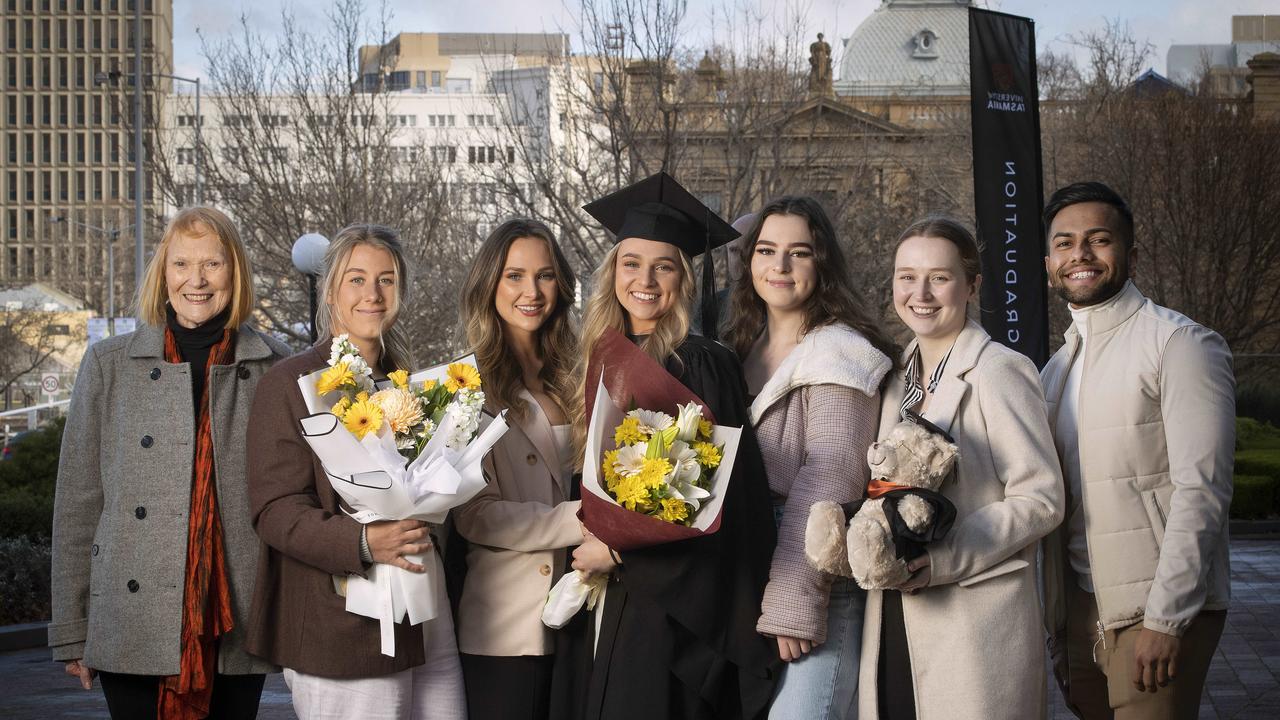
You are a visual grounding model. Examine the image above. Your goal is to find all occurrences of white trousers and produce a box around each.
[284,585,466,720]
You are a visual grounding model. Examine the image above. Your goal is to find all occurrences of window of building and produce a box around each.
[430,145,456,163]
[261,114,289,127]
[24,171,33,200]
[41,95,50,124]
[467,146,497,164]
[416,71,426,88]
[388,71,410,91]
[431,70,442,87]
[5,20,14,51]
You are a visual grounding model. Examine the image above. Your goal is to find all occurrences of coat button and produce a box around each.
[127,579,139,593]
[135,506,146,520]
[539,564,552,576]
[526,453,537,466]
[237,366,251,380]
[149,368,161,380]
[91,544,99,556]
[140,435,153,448]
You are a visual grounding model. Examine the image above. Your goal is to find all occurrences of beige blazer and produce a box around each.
[1040,281,1234,638]
[452,390,583,657]
[858,321,1065,720]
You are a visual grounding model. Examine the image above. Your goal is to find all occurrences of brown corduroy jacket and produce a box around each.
[244,343,425,676]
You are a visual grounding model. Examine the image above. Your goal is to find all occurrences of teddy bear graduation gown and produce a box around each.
[551,333,780,720]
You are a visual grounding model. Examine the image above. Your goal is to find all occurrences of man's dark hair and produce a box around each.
[1043,181,1135,250]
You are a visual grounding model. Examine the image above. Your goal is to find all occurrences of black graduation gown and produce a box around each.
[550,335,781,720]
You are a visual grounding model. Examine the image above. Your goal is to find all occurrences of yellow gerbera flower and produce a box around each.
[613,417,646,446]
[658,497,690,524]
[445,363,482,392]
[602,449,622,488]
[316,362,354,395]
[693,441,722,469]
[343,398,384,440]
[388,369,409,389]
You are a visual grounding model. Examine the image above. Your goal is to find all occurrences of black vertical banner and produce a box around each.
[969,8,1049,367]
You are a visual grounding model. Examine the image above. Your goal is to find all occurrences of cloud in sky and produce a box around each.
[171,0,1277,81]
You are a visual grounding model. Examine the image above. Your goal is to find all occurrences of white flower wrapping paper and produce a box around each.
[295,354,508,657]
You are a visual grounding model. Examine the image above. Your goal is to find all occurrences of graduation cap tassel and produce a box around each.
[700,210,719,341]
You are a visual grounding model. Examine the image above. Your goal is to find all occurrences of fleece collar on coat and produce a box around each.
[749,323,892,425]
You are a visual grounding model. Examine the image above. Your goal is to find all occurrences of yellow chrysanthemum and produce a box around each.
[611,473,650,511]
[330,396,351,417]
[693,441,722,469]
[388,369,409,389]
[658,497,690,524]
[316,362,354,395]
[421,379,438,392]
[343,398,383,440]
[445,363,482,392]
[636,458,672,491]
[602,449,622,488]
[697,418,713,440]
[613,417,646,447]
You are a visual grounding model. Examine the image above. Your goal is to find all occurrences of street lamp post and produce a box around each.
[48,216,134,326]
[291,233,330,343]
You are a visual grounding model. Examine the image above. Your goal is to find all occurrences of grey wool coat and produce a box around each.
[49,322,291,675]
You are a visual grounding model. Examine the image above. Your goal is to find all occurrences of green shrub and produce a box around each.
[0,489,55,540]
[1238,383,1280,427]
[1237,417,1280,451]
[0,416,63,539]
[1234,449,1280,483]
[1230,475,1277,520]
[0,535,51,625]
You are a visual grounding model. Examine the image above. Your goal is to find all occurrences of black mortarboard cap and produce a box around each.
[582,171,739,257]
[583,171,739,339]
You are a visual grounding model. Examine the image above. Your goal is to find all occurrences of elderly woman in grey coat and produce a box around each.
[49,206,289,720]
[725,196,898,720]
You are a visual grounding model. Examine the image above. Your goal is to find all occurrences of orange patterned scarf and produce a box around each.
[158,327,237,720]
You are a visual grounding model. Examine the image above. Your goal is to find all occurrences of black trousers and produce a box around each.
[460,653,554,720]
[98,670,265,720]
[877,590,917,720]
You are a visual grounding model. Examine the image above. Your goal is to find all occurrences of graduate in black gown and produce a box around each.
[550,172,780,720]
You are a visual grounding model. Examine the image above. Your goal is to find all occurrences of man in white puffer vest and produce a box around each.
[1039,182,1234,720]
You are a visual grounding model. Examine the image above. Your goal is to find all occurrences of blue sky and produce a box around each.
[172,0,1278,81]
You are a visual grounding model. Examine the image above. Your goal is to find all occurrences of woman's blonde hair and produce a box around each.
[571,242,697,456]
[316,224,414,372]
[458,218,580,423]
[135,206,255,328]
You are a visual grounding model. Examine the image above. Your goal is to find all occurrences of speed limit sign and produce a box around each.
[40,373,59,396]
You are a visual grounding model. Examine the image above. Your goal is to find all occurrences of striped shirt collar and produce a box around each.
[900,343,955,420]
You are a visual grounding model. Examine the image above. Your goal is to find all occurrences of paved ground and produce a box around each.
[2,539,1277,719]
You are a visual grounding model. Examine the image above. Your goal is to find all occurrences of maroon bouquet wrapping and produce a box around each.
[580,329,743,551]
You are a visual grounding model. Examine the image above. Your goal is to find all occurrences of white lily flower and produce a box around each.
[668,440,702,484]
[674,402,703,443]
[667,477,712,511]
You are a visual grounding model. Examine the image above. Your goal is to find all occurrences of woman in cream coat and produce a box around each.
[452,219,584,720]
[859,217,1065,720]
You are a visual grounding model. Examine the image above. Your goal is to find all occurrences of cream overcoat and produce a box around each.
[858,320,1065,720]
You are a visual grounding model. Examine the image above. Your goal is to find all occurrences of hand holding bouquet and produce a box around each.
[297,336,508,656]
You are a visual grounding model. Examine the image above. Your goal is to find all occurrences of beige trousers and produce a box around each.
[1061,582,1225,720]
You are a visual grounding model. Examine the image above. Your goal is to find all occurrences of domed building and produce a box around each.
[835,0,974,128]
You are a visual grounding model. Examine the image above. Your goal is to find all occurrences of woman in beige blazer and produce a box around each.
[859,217,1065,720]
[452,219,584,720]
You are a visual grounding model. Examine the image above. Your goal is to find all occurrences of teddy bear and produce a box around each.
[804,413,960,590]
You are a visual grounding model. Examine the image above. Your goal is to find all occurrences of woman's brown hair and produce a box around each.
[724,195,899,366]
[458,218,579,423]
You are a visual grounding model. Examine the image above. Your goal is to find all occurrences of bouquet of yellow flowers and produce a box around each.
[316,334,486,459]
[603,403,723,526]
[296,335,508,657]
